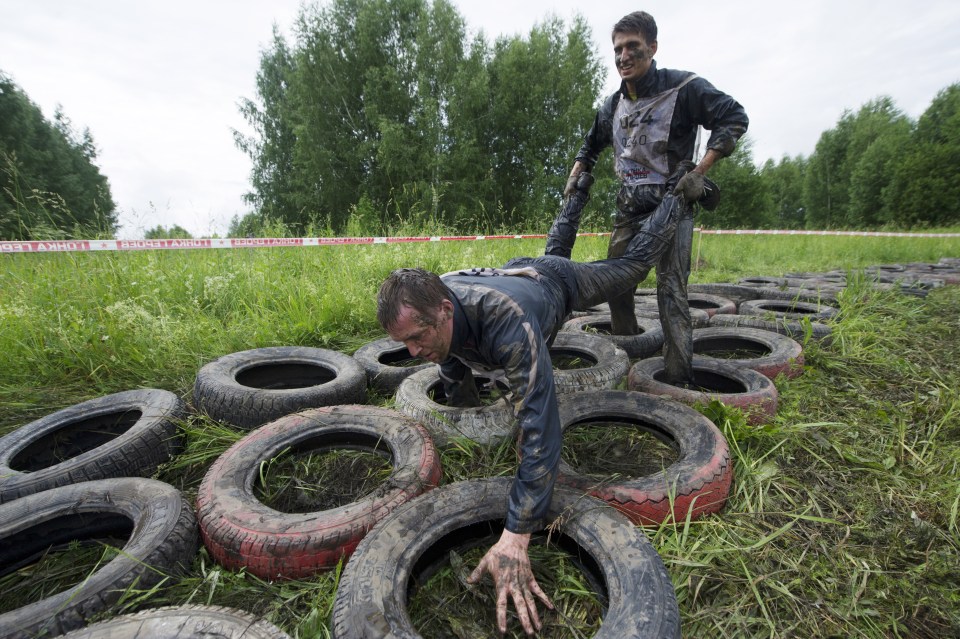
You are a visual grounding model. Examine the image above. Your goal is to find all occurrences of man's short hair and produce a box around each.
[613,11,657,44]
[377,268,448,332]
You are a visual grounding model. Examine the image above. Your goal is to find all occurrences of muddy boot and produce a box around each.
[545,172,595,258]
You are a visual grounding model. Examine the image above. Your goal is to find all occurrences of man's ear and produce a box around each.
[440,298,454,320]
[649,40,658,57]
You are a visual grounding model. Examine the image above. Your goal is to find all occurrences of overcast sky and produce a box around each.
[2,1,959,238]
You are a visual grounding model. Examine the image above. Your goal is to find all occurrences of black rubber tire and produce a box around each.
[708,313,833,344]
[739,298,840,322]
[193,346,368,429]
[394,368,515,447]
[738,276,787,288]
[0,478,199,639]
[627,356,778,425]
[748,286,841,306]
[196,405,441,580]
[331,477,681,639]
[555,390,732,525]
[561,313,665,358]
[691,326,805,379]
[0,389,187,504]
[686,292,738,317]
[352,337,432,395]
[687,283,763,306]
[548,331,630,394]
[61,605,291,638]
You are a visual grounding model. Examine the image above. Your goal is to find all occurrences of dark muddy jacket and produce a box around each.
[576,60,749,175]
[438,269,569,534]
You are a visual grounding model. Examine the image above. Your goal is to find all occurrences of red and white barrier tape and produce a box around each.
[1,230,958,254]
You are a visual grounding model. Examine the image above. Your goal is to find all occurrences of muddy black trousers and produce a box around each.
[540,182,696,384]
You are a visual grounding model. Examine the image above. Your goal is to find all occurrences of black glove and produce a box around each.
[673,171,705,202]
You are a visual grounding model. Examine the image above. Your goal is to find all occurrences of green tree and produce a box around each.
[144,224,193,239]
[804,97,911,228]
[883,83,960,228]
[761,155,807,229]
[702,136,773,229]
[236,1,605,234]
[0,72,117,240]
[234,28,299,228]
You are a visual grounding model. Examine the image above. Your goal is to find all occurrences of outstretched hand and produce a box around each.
[467,529,554,635]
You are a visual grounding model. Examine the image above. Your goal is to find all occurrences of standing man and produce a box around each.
[546,10,748,384]
[376,183,690,634]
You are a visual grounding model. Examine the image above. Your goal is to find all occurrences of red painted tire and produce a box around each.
[196,405,441,579]
[692,326,804,379]
[555,390,732,525]
[627,356,778,425]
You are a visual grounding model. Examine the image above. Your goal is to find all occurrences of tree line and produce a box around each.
[233,0,960,236]
[1,73,117,240]
[2,0,958,242]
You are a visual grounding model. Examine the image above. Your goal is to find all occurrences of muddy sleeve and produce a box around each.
[684,77,749,157]
[574,93,619,170]
[488,313,561,534]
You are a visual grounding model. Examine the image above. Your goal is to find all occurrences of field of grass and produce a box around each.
[1,232,959,638]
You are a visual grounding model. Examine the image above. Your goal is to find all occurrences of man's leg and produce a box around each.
[657,207,696,384]
[605,216,642,335]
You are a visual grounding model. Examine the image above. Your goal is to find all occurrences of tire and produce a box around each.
[196,405,441,580]
[561,313,665,358]
[555,390,732,526]
[352,337,432,395]
[331,477,681,639]
[748,286,841,306]
[739,299,840,322]
[708,313,833,344]
[548,331,630,394]
[692,326,804,379]
[686,292,737,317]
[394,368,516,447]
[0,478,199,639]
[0,389,187,504]
[627,356,778,425]
[193,347,368,429]
[688,283,762,306]
[738,276,787,288]
[584,302,711,328]
[61,605,291,639]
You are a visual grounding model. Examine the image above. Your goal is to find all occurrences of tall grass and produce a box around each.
[1,234,959,637]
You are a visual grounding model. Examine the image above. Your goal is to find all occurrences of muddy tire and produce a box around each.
[739,298,840,322]
[686,292,737,317]
[352,337,432,395]
[688,283,763,306]
[548,331,630,394]
[331,477,681,639]
[627,356,778,425]
[196,405,441,579]
[61,605,291,638]
[394,368,516,447]
[0,390,187,504]
[555,390,732,525]
[0,478,199,639]
[748,286,841,306]
[561,313,665,358]
[692,327,804,379]
[708,313,833,344]
[193,347,367,429]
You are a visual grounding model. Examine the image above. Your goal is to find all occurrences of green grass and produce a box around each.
[1,234,959,637]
